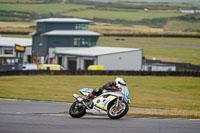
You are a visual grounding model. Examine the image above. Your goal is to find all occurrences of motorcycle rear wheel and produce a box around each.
[108,101,129,119]
[69,101,86,118]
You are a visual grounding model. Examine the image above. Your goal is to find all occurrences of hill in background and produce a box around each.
[87,0,200,3]
[0,0,200,35]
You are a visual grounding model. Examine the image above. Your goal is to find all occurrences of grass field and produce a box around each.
[0,3,184,22]
[62,9,184,21]
[0,21,168,35]
[100,36,200,45]
[0,2,200,33]
[0,22,35,33]
[0,3,91,14]
[0,0,44,2]
[0,21,198,36]
[98,37,200,65]
[89,22,166,34]
[164,20,200,32]
[0,75,199,111]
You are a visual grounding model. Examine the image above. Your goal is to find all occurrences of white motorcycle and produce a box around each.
[69,86,130,119]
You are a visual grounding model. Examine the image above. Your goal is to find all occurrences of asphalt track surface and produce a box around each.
[0,100,200,133]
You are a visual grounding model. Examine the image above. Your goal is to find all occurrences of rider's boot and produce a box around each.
[86,93,94,108]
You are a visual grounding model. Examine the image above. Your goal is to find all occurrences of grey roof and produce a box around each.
[56,46,141,57]
[0,37,32,47]
[35,18,93,23]
[43,30,102,36]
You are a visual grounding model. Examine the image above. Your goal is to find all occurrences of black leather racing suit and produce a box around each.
[91,81,117,97]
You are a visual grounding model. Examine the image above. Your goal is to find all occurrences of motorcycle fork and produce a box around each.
[81,100,91,110]
[116,98,119,108]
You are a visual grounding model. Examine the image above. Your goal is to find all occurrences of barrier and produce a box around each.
[0,70,200,77]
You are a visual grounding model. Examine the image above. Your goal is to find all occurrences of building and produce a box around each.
[54,46,142,71]
[0,54,23,71]
[0,37,32,71]
[0,37,32,63]
[0,18,143,71]
[142,63,176,72]
[142,57,176,72]
[32,18,102,64]
[179,8,200,14]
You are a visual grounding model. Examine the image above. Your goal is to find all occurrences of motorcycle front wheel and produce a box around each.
[69,101,86,118]
[108,101,129,119]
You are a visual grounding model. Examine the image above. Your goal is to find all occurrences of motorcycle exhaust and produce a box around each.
[73,94,90,110]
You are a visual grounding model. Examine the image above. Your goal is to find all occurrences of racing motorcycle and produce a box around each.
[69,86,130,119]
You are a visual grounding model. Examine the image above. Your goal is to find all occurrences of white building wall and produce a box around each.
[63,56,68,68]
[23,46,32,63]
[57,55,97,70]
[97,50,142,70]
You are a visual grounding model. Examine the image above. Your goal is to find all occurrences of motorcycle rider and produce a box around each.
[88,77,126,99]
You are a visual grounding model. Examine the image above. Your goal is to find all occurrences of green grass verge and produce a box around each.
[0,75,199,111]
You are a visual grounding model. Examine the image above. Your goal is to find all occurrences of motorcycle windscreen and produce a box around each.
[79,88,93,96]
[121,86,130,103]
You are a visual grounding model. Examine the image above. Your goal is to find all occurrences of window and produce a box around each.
[3,59,8,65]
[75,24,80,30]
[75,24,88,30]
[90,38,97,47]
[2,58,16,65]
[38,42,43,46]
[4,49,13,54]
[81,24,88,30]
[73,38,97,47]
[74,38,81,47]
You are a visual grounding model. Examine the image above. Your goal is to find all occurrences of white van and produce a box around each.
[22,64,38,70]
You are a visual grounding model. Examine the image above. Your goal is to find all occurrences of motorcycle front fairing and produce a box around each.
[121,86,131,104]
[87,92,124,114]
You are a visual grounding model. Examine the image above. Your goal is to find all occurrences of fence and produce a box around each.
[0,70,200,77]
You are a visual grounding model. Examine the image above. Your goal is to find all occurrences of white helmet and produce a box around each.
[115,77,126,89]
